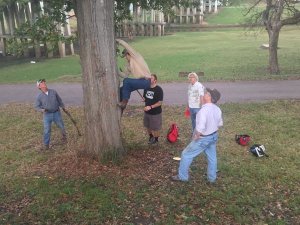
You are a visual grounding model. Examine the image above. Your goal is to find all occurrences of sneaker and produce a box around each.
[170,175,188,182]
[148,136,155,144]
[117,102,127,110]
[117,102,127,115]
[61,135,67,143]
[40,145,49,151]
[206,181,217,186]
[117,100,128,110]
[148,138,158,145]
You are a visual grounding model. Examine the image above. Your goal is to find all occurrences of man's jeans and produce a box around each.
[189,107,200,131]
[178,132,218,182]
[43,111,66,146]
[121,78,150,100]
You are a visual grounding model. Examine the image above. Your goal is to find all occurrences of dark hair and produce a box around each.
[151,74,157,81]
[121,49,129,57]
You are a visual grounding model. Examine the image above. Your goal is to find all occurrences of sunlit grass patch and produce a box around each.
[1,27,300,84]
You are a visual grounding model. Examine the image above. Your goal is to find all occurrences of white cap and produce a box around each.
[36,79,45,88]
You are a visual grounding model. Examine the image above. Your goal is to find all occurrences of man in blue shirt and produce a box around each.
[35,79,67,150]
[171,88,223,184]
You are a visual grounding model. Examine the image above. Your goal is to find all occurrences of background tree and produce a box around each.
[245,0,300,74]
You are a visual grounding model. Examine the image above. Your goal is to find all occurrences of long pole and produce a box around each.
[63,108,82,137]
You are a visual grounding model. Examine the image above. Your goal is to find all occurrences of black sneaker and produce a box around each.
[148,137,155,145]
[149,138,158,145]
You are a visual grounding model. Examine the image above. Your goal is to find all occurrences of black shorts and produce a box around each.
[143,113,162,131]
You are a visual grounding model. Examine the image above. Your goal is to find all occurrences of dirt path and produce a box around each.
[0,80,299,106]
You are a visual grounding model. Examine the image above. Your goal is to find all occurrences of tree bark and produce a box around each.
[264,0,284,74]
[75,0,124,160]
[268,27,280,74]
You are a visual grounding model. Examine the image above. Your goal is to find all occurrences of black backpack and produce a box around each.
[249,144,268,157]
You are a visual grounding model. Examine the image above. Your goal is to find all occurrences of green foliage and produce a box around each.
[2,0,76,57]
[114,0,201,33]
[6,38,25,57]
[1,0,200,28]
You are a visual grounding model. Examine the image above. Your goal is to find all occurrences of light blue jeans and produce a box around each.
[178,132,218,183]
[121,78,150,100]
[43,110,66,146]
[189,107,201,131]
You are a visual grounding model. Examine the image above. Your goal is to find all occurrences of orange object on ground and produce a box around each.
[184,108,190,118]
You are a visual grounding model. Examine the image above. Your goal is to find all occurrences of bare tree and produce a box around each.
[246,0,300,74]
[75,0,124,160]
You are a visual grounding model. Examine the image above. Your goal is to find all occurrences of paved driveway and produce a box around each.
[0,80,299,106]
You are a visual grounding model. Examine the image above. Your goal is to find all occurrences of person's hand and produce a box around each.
[192,134,201,141]
[192,131,202,140]
[144,106,151,112]
[62,108,67,113]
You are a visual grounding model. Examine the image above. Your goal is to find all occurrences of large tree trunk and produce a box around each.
[75,0,124,160]
[268,28,280,74]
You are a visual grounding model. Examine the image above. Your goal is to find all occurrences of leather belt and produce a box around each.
[201,131,217,137]
[47,109,59,113]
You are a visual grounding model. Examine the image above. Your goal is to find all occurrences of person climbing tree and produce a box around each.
[116,39,151,112]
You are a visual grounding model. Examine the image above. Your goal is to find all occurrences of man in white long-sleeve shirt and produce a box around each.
[171,88,223,183]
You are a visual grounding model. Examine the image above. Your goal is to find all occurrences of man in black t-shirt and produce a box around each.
[143,74,163,144]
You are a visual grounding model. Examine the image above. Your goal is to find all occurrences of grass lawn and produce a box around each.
[205,7,250,25]
[0,26,300,84]
[0,101,299,224]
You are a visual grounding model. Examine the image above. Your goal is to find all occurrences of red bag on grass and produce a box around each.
[235,134,251,146]
[167,123,179,143]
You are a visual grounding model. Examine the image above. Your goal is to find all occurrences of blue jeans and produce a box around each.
[121,78,150,100]
[43,110,66,146]
[189,107,200,131]
[178,132,218,182]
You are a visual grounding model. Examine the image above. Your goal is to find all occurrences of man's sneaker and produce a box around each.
[117,102,127,110]
[170,175,188,182]
[117,100,128,113]
[206,181,217,186]
[40,145,49,151]
[61,135,67,143]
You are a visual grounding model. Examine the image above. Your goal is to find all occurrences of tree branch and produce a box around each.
[281,11,300,25]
